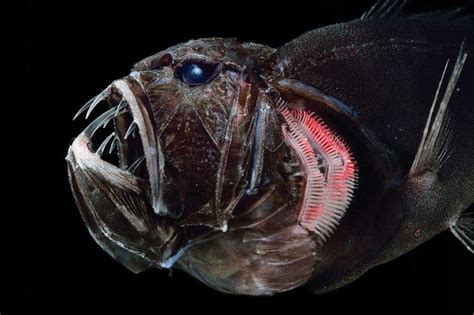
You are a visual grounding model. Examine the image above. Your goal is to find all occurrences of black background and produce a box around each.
[16,0,473,313]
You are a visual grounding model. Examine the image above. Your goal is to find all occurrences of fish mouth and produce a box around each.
[67,74,194,268]
[69,75,162,211]
[70,76,310,228]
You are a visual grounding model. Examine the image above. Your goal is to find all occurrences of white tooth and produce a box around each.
[124,122,137,140]
[85,89,111,119]
[96,132,115,156]
[115,99,126,117]
[83,104,127,138]
[83,107,116,138]
[73,95,96,121]
[108,137,118,154]
[127,155,145,173]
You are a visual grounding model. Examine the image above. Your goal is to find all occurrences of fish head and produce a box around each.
[67,38,294,269]
[67,38,377,291]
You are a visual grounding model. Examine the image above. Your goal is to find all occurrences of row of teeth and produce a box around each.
[73,87,145,174]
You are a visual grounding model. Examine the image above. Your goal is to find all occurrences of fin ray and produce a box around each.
[409,43,468,177]
[361,0,407,19]
[450,205,474,253]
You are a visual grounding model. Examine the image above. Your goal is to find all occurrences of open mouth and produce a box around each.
[69,77,157,206]
[67,76,197,267]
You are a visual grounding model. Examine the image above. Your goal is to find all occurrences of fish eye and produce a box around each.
[176,61,219,86]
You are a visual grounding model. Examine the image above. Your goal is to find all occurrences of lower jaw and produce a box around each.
[176,222,318,295]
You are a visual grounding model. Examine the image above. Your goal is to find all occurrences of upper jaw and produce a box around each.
[113,76,166,215]
[69,77,151,195]
[67,74,189,268]
[71,74,170,213]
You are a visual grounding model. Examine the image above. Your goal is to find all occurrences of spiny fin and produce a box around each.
[361,0,473,24]
[409,43,468,177]
[361,0,407,19]
[450,204,474,253]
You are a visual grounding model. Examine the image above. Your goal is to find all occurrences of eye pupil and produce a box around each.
[178,62,218,85]
[190,64,204,79]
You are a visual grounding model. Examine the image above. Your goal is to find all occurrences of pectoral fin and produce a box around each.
[450,204,474,253]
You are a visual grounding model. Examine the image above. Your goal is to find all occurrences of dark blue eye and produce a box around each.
[177,61,219,86]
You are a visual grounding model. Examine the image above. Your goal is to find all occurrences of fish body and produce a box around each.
[67,2,473,295]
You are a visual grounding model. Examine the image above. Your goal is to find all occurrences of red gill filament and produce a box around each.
[278,102,358,241]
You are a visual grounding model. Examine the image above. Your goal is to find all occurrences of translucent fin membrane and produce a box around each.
[278,100,358,241]
[450,206,474,253]
[409,45,467,177]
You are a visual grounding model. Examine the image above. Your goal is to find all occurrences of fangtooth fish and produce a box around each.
[67,0,473,295]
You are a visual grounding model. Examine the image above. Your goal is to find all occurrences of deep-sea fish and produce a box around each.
[66,0,473,295]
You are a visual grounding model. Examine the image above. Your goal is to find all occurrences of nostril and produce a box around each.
[139,71,158,83]
[133,52,173,72]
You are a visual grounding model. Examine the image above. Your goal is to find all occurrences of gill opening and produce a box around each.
[277,98,358,241]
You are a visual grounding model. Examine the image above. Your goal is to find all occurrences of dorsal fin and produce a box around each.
[361,0,408,19]
[409,42,468,177]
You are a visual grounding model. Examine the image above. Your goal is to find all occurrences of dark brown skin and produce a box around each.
[67,4,473,295]
[277,16,474,293]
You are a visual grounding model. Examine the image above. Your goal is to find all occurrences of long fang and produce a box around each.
[85,89,111,119]
[108,137,118,154]
[73,95,97,121]
[127,155,145,173]
[115,99,126,117]
[72,88,111,121]
[96,132,115,156]
[124,122,137,139]
[83,102,127,138]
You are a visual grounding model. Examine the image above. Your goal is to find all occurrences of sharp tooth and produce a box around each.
[73,88,111,120]
[83,103,127,138]
[108,137,118,154]
[115,99,126,117]
[124,122,137,139]
[73,96,96,121]
[84,107,116,137]
[127,155,145,173]
[102,114,115,129]
[96,132,115,156]
[85,89,111,119]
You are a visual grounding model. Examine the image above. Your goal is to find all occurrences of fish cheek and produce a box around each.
[141,69,241,225]
[161,106,221,219]
[155,87,230,222]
